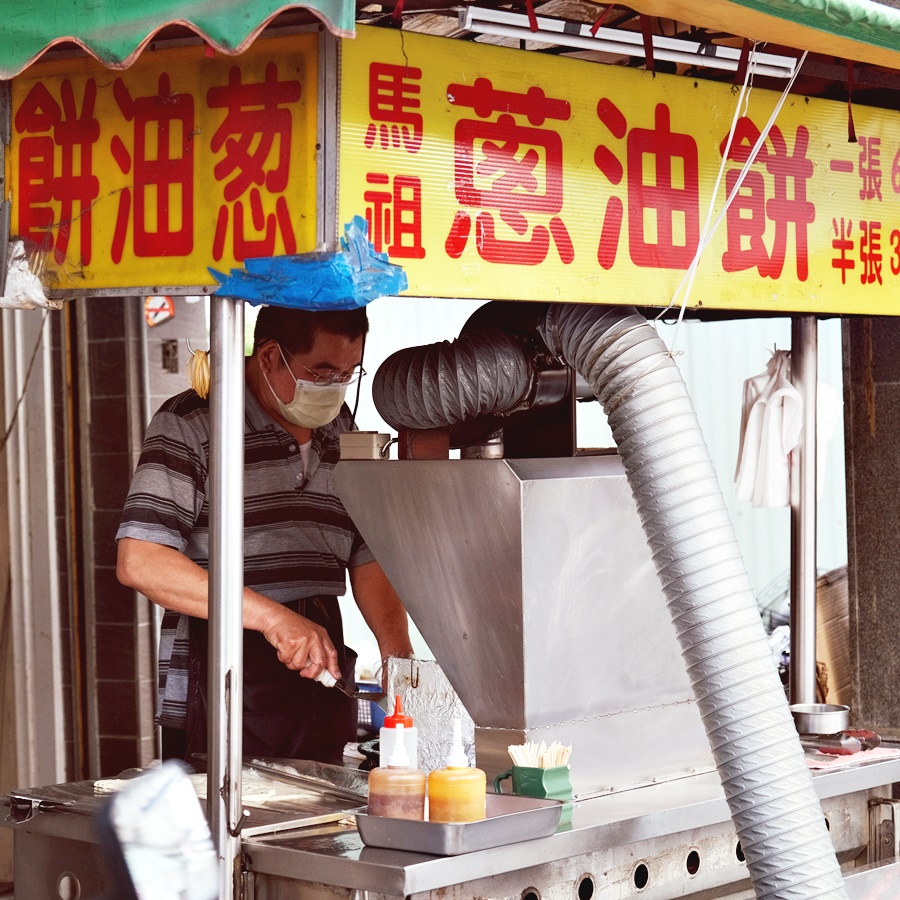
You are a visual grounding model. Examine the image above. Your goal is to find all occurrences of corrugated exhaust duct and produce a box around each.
[368,303,846,900]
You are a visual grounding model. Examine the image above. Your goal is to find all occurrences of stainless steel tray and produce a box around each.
[356,793,564,855]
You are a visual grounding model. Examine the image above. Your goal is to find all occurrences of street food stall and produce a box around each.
[4,1,900,898]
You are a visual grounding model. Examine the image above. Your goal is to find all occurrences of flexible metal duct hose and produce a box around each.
[372,303,846,899]
[372,328,532,429]
[538,304,845,900]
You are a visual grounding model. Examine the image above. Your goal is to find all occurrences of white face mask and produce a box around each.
[263,347,348,429]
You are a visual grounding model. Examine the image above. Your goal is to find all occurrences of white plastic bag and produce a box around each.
[734,350,802,507]
[0,239,63,310]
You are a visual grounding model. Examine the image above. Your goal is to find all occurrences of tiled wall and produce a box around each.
[81,300,155,776]
[80,297,209,776]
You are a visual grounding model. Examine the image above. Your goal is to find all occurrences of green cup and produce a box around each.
[493,765,573,802]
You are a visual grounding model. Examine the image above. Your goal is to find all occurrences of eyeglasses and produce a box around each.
[280,345,366,386]
[297,361,367,386]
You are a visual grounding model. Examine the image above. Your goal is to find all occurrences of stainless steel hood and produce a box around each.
[336,455,713,793]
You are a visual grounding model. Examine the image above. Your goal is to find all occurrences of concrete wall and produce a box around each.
[844,317,900,733]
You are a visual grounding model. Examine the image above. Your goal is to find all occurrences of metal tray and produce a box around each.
[356,793,564,855]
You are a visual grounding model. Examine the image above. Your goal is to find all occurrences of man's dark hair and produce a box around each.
[253,306,369,356]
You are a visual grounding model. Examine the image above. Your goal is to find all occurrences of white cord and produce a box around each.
[662,49,809,351]
[663,56,754,330]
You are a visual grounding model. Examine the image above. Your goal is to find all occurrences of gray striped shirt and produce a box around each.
[116,382,374,729]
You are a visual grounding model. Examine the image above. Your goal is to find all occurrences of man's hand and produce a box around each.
[259,603,342,681]
[118,537,344,681]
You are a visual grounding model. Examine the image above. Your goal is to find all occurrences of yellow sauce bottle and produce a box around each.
[367,724,426,820]
[427,718,486,822]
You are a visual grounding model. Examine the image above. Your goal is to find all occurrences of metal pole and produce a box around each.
[208,296,245,896]
[123,298,157,767]
[789,315,818,706]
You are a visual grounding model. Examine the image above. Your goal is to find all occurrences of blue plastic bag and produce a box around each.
[210,216,408,309]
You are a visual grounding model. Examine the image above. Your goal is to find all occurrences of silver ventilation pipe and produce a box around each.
[372,304,846,900]
[373,327,533,428]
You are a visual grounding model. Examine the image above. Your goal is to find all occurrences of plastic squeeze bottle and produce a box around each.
[367,724,426,820]
[379,695,418,769]
[427,718,486,822]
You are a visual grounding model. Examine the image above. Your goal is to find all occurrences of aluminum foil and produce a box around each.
[385,657,475,774]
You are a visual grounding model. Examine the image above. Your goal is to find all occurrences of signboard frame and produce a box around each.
[335,26,900,317]
[5,26,329,300]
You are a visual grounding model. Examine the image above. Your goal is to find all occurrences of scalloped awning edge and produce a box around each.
[0,1,354,79]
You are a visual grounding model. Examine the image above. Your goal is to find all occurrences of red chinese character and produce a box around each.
[720,118,815,280]
[14,79,100,264]
[858,137,882,201]
[366,63,423,154]
[208,63,301,260]
[215,190,296,261]
[860,220,883,285]
[593,97,626,270]
[364,173,425,259]
[627,104,699,269]
[831,218,854,285]
[593,101,698,270]
[444,78,573,266]
[110,73,194,262]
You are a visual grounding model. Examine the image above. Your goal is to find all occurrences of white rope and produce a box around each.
[662,49,809,351]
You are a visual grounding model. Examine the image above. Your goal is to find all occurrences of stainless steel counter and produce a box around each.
[4,755,900,900]
[243,756,900,899]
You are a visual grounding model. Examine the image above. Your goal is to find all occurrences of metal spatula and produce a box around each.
[314,667,386,703]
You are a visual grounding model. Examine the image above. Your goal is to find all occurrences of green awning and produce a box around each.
[618,0,900,69]
[0,0,355,79]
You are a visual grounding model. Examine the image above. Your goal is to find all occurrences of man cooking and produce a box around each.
[116,304,414,765]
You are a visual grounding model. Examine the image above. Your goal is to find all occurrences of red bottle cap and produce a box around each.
[383,694,413,728]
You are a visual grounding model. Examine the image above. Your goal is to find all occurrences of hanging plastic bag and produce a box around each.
[209,216,408,309]
[734,349,802,508]
[0,239,63,310]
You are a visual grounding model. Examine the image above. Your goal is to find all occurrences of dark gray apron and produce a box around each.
[184,596,357,766]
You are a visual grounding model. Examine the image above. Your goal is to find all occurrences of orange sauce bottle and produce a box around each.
[427,718,486,822]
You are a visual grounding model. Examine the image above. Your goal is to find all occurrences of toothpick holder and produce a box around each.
[493,765,573,802]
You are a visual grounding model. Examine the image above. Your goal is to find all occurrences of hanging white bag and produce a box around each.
[734,349,803,508]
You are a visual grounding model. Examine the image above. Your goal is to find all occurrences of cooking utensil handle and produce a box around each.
[845,729,881,750]
[494,769,513,794]
[312,666,339,689]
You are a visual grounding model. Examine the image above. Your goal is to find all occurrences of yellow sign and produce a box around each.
[340,26,900,315]
[9,33,319,294]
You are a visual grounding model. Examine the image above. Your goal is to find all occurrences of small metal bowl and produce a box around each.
[790,703,850,736]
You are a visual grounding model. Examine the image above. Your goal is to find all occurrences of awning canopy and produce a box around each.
[0,0,355,80]
[617,0,900,70]
[3,0,900,80]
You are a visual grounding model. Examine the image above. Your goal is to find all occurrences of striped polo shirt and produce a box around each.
[116,381,375,729]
